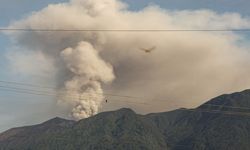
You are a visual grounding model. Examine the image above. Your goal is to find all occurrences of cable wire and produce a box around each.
[1,81,250,111]
[1,85,250,117]
[0,80,165,102]
[0,86,149,105]
[1,28,250,32]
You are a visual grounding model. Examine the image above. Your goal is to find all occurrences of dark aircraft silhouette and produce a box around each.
[140,46,156,53]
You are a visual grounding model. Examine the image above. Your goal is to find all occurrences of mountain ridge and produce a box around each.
[1,89,250,150]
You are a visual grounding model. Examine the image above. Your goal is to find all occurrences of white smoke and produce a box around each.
[60,41,114,119]
[5,0,250,118]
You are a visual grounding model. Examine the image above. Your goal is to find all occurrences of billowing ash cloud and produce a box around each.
[5,0,250,118]
[60,41,114,119]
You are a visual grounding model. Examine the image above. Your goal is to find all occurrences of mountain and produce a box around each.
[1,90,250,150]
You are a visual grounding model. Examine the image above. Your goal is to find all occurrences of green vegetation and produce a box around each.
[1,90,250,150]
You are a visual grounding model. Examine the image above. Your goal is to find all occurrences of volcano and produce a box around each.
[1,90,250,150]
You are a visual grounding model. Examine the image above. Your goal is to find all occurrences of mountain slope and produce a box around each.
[174,89,250,150]
[1,90,250,150]
[0,117,75,150]
[0,109,169,150]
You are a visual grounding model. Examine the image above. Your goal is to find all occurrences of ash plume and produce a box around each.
[5,0,250,118]
[60,41,114,119]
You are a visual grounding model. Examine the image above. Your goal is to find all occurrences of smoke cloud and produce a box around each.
[60,41,114,119]
[5,0,250,119]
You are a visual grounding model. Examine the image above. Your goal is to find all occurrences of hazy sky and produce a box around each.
[0,0,250,132]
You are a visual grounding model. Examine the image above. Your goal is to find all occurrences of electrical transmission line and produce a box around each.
[0,80,246,109]
[1,28,250,32]
[0,84,150,105]
[0,80,165,102]
[1,85,250,117]
[1,80,250,109]
[1,80,250,115]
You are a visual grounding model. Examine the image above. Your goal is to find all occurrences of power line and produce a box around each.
[0,85,56,95]
[0,86,149,105]
[1,87,250,117]
[0,80,247,110]
[0,87,57,97]
[1,84,250,115]
[200,104,250,111]
[0,80,164,102]
[0,80,56,89]
[1,81,250,111]
[1,28,250,32]
[185,108,250,117]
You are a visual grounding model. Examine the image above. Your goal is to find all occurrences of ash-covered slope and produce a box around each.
[1,90,250,150]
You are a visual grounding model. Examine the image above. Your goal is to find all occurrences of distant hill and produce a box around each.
[1,90,250,150]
